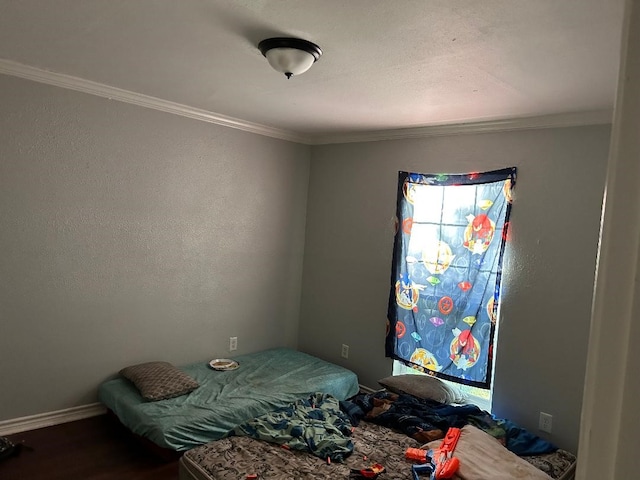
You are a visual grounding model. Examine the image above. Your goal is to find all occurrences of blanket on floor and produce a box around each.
[341,391,556,456]
[423,425,553,480]
[232,392,354,462]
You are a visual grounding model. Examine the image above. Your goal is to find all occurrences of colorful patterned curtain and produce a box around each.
[385,167,516,388]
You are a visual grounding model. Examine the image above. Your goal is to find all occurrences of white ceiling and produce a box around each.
[0,0,625,141]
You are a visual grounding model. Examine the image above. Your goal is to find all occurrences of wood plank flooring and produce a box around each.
[0,415,179,480]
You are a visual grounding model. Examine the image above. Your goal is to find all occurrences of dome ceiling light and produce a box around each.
[258,37,322,79]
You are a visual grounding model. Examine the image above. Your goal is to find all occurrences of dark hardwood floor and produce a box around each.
[0,415,179,480]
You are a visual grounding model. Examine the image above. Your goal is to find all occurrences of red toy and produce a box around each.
[350,463,385,479]
[431,427,461,479]
[405,447,430,462]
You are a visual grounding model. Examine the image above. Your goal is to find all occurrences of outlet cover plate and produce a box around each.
[539,412,553,433]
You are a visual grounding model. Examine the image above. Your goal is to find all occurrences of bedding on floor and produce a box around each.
[232,392,354,462]
[179,389,576,480]
[343,391,557,456]
[180,420,422,480]
[97,347,359,452]
[422,424,556,480]
[179,417,576,480]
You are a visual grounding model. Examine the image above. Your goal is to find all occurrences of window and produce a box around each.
[385,168,516,409]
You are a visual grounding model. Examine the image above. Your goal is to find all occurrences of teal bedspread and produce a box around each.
[97,348,359,451]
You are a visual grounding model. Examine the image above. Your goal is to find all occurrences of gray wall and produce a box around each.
[0,71,612,456]
[299,125,610,453]
[0,74,310,421]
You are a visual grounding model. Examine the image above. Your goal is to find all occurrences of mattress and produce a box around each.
[179,421,577,480]
[98,347,360,451]
[179,421,421,480]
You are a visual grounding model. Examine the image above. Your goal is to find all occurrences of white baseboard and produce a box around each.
[0,403,107,436]
[358,383,378,394]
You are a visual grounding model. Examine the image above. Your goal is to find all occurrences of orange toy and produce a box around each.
[431,427,461,479]
[405,447,430,462]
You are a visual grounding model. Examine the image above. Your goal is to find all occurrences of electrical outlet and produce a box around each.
[341,344,349,359]
[229,336,238,351]
[539,412,553,433]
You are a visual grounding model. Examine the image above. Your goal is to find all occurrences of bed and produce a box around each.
[178,390,577,480]
[179,420,576,480]
[97,347,360,453]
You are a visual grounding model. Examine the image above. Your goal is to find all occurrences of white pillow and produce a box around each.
[378,374,466,404]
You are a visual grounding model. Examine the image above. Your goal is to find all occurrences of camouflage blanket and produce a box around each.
[232,392,354,462]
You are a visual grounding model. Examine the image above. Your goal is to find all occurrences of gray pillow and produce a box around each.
[378,374,465,404]
[120,361,199,401]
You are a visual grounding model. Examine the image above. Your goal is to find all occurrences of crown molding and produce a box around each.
[308,109,614,145]
[0,58,612,146]
[0,403,106,436]
[0,58,311,144]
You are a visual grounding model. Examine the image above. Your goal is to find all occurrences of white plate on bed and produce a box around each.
[209,359,239,371]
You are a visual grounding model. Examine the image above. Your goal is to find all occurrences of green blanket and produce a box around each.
[233,393,354,462]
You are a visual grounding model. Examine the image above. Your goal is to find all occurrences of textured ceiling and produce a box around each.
[0,0,625,138]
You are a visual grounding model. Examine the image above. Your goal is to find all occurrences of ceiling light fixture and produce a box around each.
[258,37,322,79]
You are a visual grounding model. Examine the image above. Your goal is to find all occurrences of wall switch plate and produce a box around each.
[229,336,238,351]
[539,412,553,433]
[341,344,349,359]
